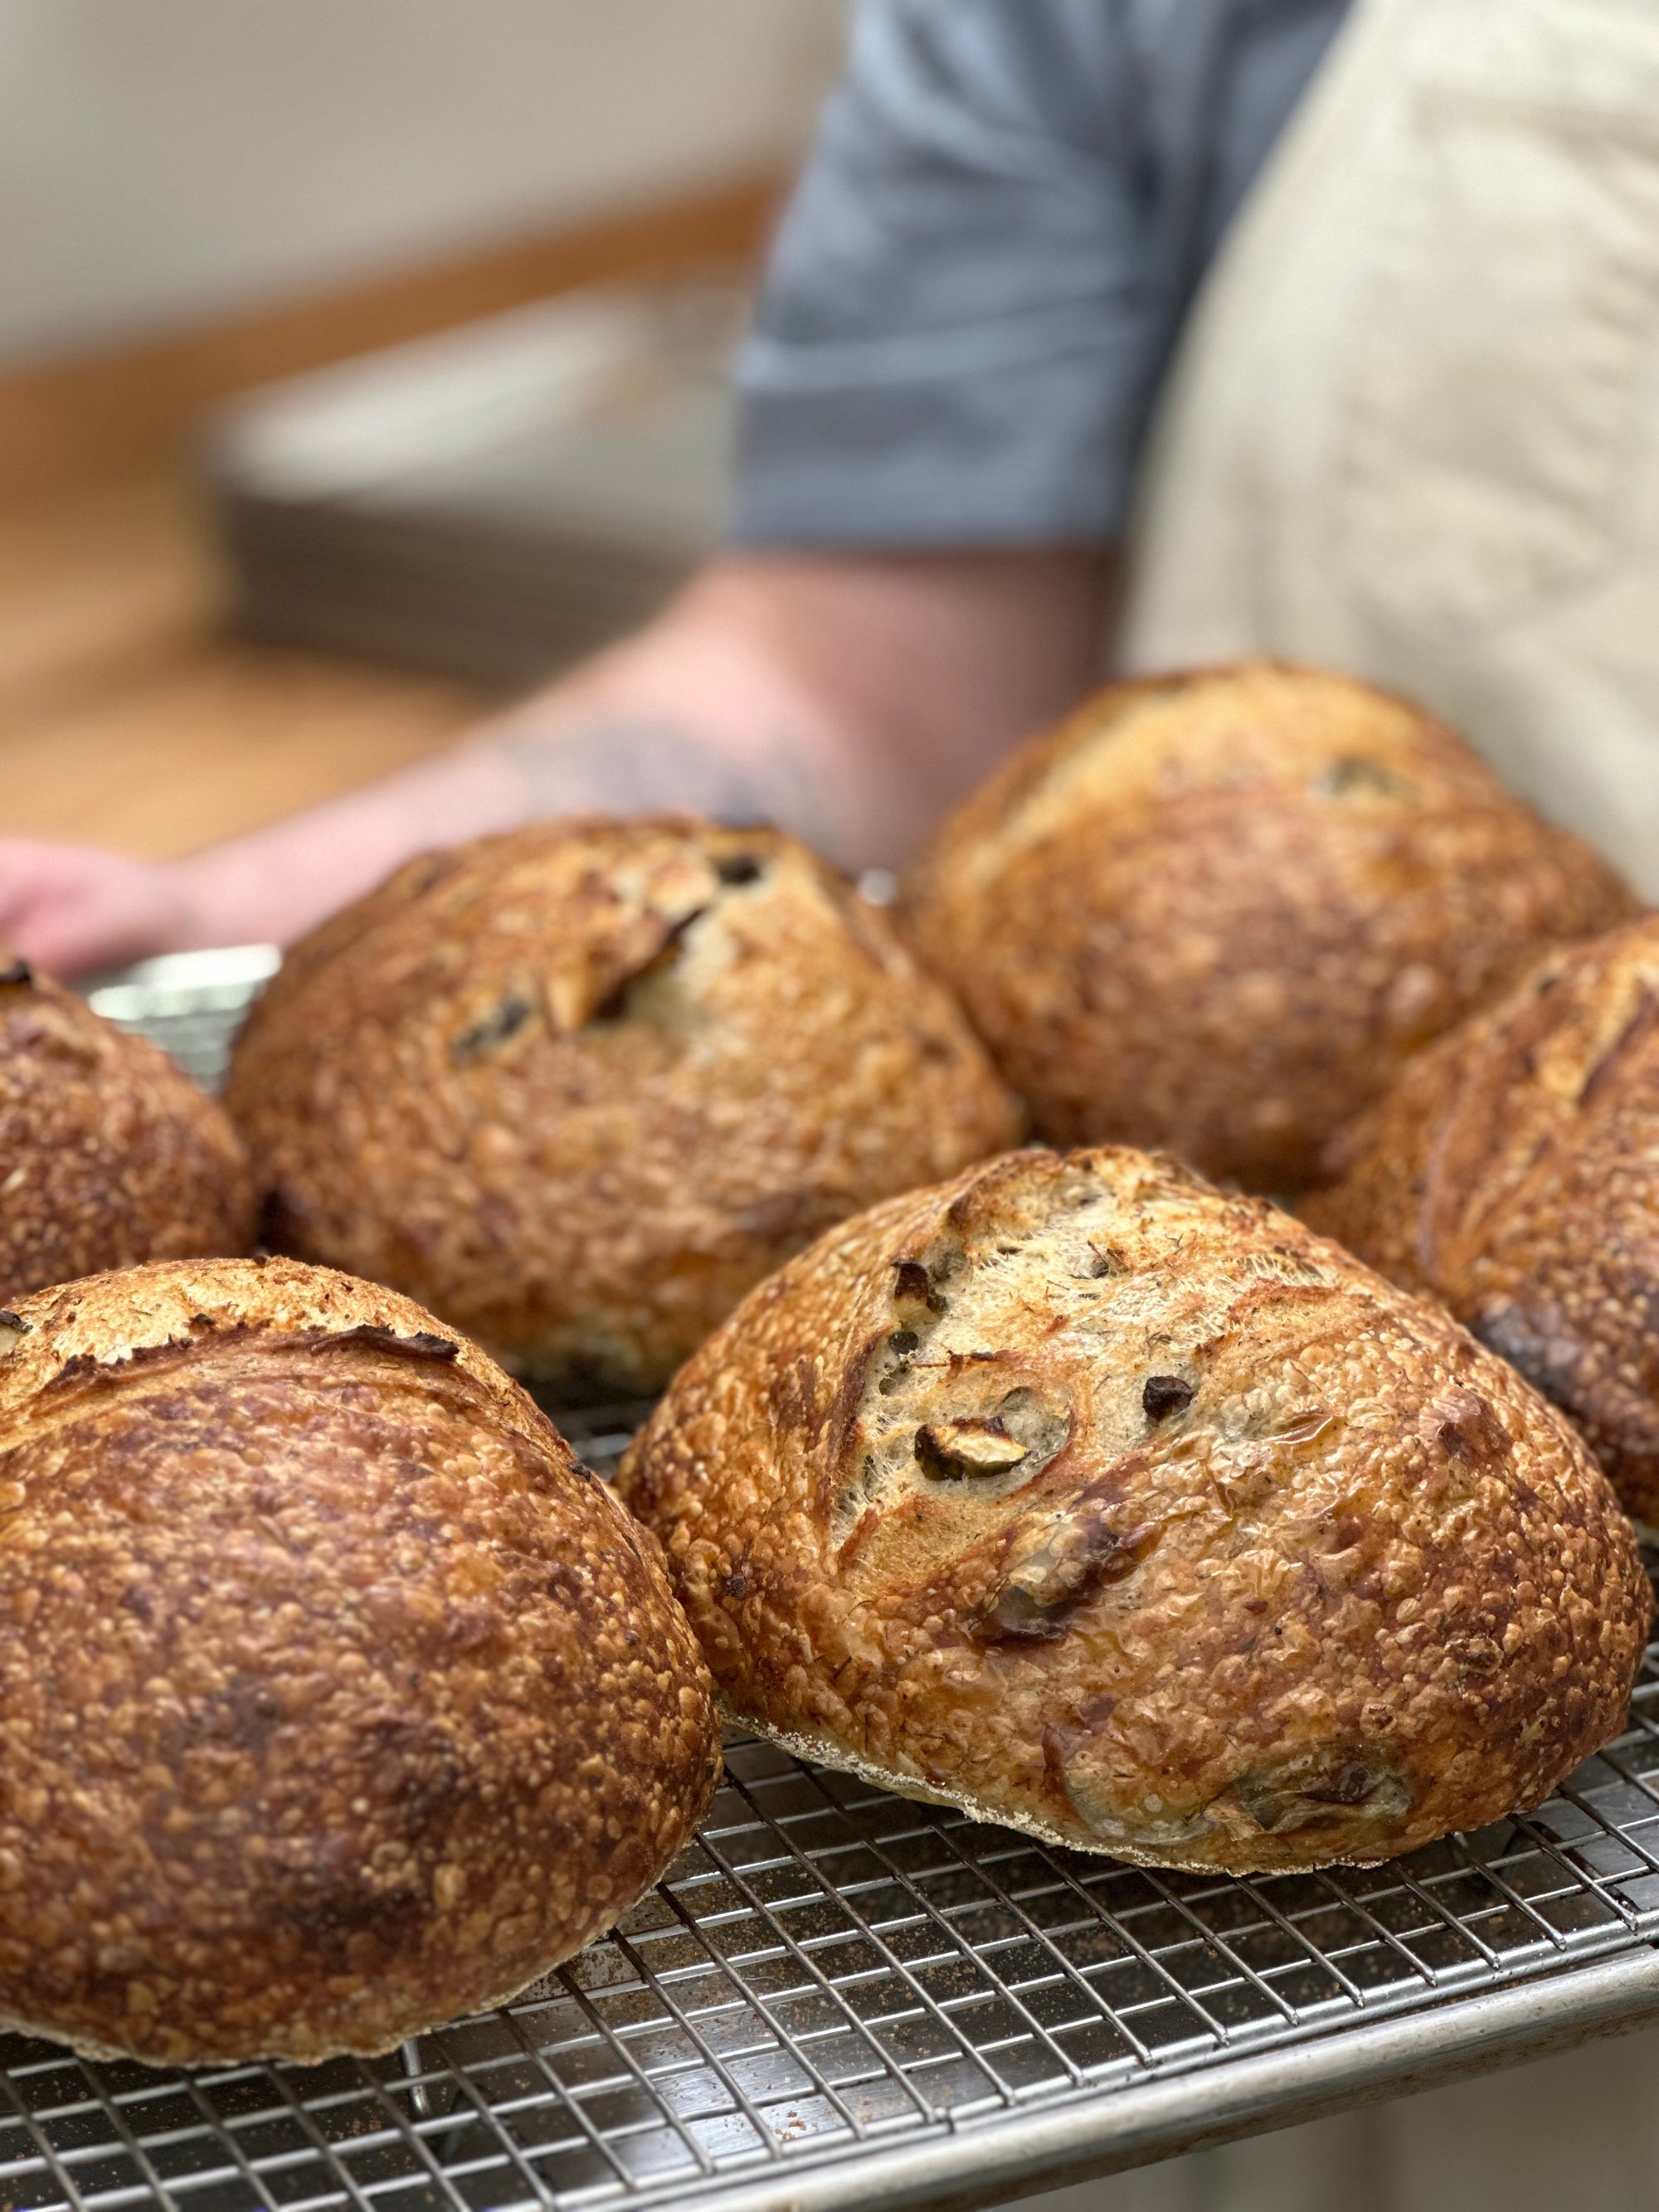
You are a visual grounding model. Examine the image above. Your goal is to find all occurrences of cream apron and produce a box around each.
[1119,0,1659,897]
[1102,11,1659,2202]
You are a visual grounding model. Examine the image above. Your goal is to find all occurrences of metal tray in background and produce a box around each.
[81,946,284,1093]
[17,953,1657,2212]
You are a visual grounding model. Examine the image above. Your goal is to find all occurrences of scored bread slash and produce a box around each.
[222,815,1019,1400]
[1306,912,1659,1525]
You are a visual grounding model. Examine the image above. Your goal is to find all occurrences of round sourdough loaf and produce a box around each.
[225,817,1018,1398]
[0,1257,722,2064]
[619,1147,1649,1874]
[1306,916,1659,1524]
[0,958,253,1300]
[900,661,1635,1192]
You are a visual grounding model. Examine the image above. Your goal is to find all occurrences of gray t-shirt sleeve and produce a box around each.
[731,0,1157,548]
[727,0,1345,550]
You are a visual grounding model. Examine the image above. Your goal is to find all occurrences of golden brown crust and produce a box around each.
[900,661,1636,1192]
[0,962,254,1300]
[0,1256,722,2064]
[225,817,1019,1396]
[619,1146,1649,1874]
[1306,916,1659,1523]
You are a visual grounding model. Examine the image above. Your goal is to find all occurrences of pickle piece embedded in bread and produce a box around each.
[0,959,254,1299]
[1307,914,1659,1523]
[224,816,1019,1398]
[0,1257,722,2065]
[620,1146,1649,1874]
[899,659,1636,1193]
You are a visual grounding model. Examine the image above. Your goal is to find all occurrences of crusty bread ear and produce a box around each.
[0,959,254,1299]
[1306,915,1659,1522]
[0,1256,722,2066]
[900,659,1635,1193]
[225,815,1018,1398]
[620,1145,1649,1875]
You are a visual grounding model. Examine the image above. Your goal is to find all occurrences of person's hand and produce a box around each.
[0,842,201,979]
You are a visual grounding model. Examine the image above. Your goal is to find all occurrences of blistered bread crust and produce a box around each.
[619,1148,1649,1874]
[0,963,254,1301]
[900,662,1636,1192]
[0,1256,722,2064]
[225,817,1018,1396]
[1306,916,1659,1523]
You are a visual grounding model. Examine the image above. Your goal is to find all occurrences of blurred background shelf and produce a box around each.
[0,0,827,859]
[0,464,491,858]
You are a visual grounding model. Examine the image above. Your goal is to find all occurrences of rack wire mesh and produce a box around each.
[21,954,1656,2212]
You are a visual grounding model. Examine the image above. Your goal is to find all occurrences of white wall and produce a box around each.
[0,0,846,363]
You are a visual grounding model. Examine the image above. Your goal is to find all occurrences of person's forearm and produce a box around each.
[163,547,1112,951]
[165,610,870,950]
[166,706,853,952]
[7,548,1110,969]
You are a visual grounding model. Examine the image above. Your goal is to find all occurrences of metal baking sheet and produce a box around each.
[81,946,283,1093]
[20,952,1657,2212]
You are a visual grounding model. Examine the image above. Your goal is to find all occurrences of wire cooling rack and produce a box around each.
[22,953,1658,2212]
